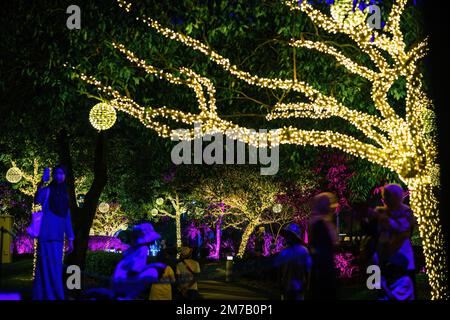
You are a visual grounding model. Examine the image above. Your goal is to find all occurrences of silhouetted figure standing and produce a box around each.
[274,223,312,300]
[176,247,201,300]
[372,184,415,292]
[308,192,339,300]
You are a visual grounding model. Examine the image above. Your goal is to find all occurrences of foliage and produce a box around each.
[0,183,30,234]
[192,166,290,257]
[87,235,129,252]
[276,166,320,226]
[314,153,354,210]
[334,252,360,279]
[13,234,35,255]
[90,202,129,236]
[85,251,123,278]
[1,0,422,221]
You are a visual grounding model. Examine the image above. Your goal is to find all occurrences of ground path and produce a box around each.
[198,280,270,300]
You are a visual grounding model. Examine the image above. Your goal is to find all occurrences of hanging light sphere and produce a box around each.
[98,202,110,213]
[150,208,159,216]
[89,102,117,131]
[6,167,23,183]
[156,198,164,206]
[273,204,282,213]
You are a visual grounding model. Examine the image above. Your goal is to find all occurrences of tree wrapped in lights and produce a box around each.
[193,167,290,258]
[148,192,187,255]
[75,0,448,298]
[90,202,128,236]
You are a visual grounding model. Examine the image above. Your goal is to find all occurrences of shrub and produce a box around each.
[13,234,34,254]
[85,251,123,278]
[88,235,129,252]
[13,235,129,255]
[334,252,360,279]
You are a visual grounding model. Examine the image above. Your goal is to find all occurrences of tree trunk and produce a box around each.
[237,222,257,258]
[175,212,182,257]
[408,178,449,299]
[212,214,222,260]
[57,129,108,270]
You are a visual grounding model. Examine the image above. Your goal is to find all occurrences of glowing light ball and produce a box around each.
[150,208,159,216]
[156,198,164,206]
[6,167,23,183]
[89,102,117,131]
[330,0,367,28]
[98,202,110,213]
[273,204,282,213]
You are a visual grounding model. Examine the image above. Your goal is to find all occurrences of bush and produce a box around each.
[85,251,123,278]
[13,234,34,254]
[88,235,129,252]
[13,235,129,255]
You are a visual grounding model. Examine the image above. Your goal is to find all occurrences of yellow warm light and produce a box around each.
[6,167,23,183]
[330,0,368,28]
[73,0,447,299]
[89,102,117,131]
[98,202,110,213]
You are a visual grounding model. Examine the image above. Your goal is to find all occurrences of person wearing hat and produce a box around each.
[175,246,201,300]
[111,223,162,299]
[308,192,339,300]
[273,223,312,300]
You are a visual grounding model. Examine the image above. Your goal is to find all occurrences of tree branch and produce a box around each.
[290,39,377,81]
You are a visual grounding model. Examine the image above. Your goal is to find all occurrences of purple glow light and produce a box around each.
[334,252,359,278]
[13,234,129,254]
[0,293,21,300]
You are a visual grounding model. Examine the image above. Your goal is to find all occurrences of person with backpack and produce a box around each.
[176,247,202,300]
[149,251,176,300]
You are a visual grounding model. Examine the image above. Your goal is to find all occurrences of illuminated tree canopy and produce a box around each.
[73,0,447,298]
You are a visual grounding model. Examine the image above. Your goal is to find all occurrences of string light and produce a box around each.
[330,0,368,28]
[32,239,38,279]
[89,102,117,131]
[73,0,447,299]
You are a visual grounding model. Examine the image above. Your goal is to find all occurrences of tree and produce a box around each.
[90,202,128,236]
[192,167,289,258]
[202,202,227,260]
[148,192,187,255]
[276,166,320,218]
[75,0,448,298]
[58,129,108,270]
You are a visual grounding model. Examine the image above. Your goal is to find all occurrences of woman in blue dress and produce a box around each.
[32,165,75,300]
